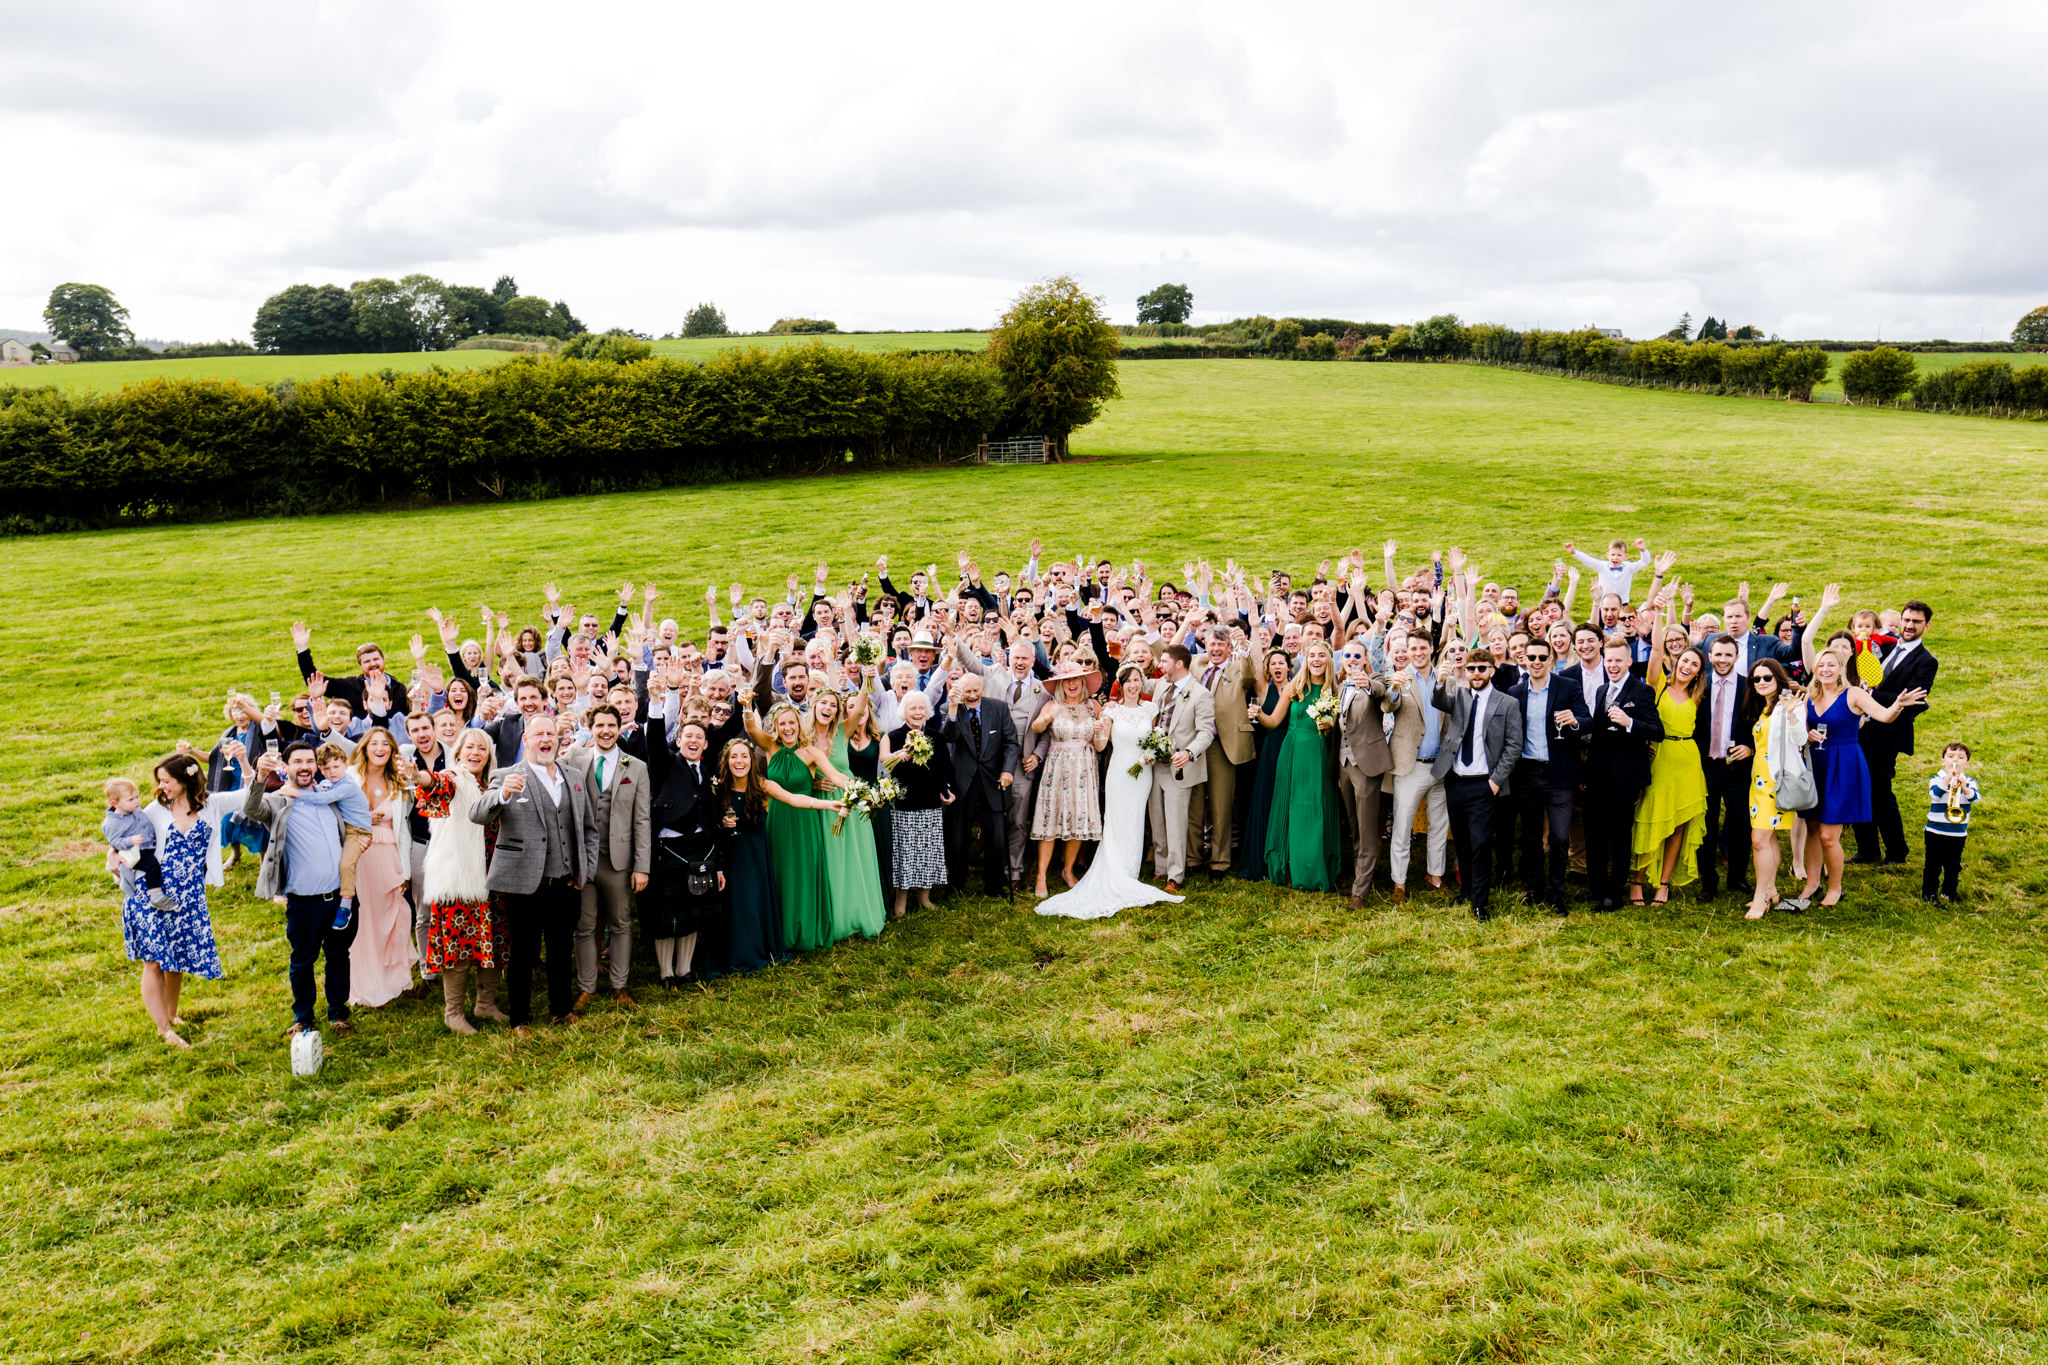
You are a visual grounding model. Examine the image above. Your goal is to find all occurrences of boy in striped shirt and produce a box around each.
[1923,742,1978,903]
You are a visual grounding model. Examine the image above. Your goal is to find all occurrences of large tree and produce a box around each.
[398,273,454,351]
[2015,305,2048,346]
[1135,282,1193,325]
[43,282,133,355]
[682,302,729,338]
[1839,346,1918,405]
[986,274,1121,459]
[550,299,585,337]
[251,283,356,353]
[499,295,560,337]
[440,284,501,341]
[349,278,418,351]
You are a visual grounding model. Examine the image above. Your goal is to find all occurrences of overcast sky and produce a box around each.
[7,1,2043,343]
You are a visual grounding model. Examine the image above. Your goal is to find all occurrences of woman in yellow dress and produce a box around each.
[1741,658,1804,919]
[1631,610,1709,904]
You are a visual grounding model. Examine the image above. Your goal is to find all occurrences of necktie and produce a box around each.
[1010,678,1021,705]
[1460,696,1479,765]
[969,707,982,753]
[596,754,606,788]
[1204,663,1220,689]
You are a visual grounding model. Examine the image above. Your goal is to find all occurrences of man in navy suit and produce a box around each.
[1855,600,1938,865]
[1721,587,1798,677]
[1583,636,1664,910]
[1509,638,1591,912]
[1694,635,1754,900]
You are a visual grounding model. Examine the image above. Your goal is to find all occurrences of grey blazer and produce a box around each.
[562,746,652,876]
[1429,683,1524,793]
[471,760,600,894]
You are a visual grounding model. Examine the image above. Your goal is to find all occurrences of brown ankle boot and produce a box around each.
[472,966,510,1023]
[441,967,476,1034]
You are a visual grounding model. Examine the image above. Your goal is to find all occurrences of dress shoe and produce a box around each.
[611,989,636,1008]
[1163,880,1183,896]
[552,1011,581,1026]
[513,1025,533,1041]
[1349,895,1365,910]
[330,1019,356,1037]
[1472,905,1490,923]
[1849,854,1880,866]
[1388,885,1407,904]
[1593,899,1617,913]
[572,991,596,1015]
[1425,875,1445,891]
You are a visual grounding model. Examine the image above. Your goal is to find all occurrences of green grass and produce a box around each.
[651,331,988,360]
[0,349,517,394]
[7,361,2048,1362]
[1812,348,2046,400]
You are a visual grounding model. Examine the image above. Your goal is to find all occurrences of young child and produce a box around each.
[103,777,178,913]
[1567,536,1652,604]
[1923,741,1979,903]
[1849,609,1889,686]
[315,743,375,930]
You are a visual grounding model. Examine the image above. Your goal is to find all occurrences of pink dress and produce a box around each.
[1031,704,1102,840]
[347,793,417,1006]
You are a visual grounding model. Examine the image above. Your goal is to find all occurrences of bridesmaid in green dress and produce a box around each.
[1262,639,1344,892]
[749,702,849,953]
[809,689,886,942]
[715,740,791,973]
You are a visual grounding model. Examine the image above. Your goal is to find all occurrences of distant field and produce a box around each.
[651,331,988,359]
[1812,348,2044,400]
[0,349,514,394]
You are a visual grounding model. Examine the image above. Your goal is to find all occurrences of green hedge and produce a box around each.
[1910,358,2048,415]
[0,346,1006,532]
[1465,326,1834,399]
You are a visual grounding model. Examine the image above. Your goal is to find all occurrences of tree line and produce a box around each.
[253,275,585,354]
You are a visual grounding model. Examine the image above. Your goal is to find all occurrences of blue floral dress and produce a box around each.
[120,821,224,979]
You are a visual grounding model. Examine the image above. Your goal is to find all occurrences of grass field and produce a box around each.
[7,361,2048,1362]
[651,332,988,360]
[0,348,517,394]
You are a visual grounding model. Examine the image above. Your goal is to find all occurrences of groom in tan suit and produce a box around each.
[1148,644,1217,894]
[1192,627,1254,877]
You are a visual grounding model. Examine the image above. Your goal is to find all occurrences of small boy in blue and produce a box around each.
[314,744,375,931]
[103,776,178,913]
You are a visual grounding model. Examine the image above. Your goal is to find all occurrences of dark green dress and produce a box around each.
[766,746,832,952]
[1236,683,1286,881]
[722,789,787,974]
[1262,683,1343,892]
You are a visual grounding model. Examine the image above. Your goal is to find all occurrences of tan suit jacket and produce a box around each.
[1196,654,1257,766]
[1383,669,1432,777]
[1337,677,1394,775]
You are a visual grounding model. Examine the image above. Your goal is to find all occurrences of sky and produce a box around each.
[6,1,2044,344]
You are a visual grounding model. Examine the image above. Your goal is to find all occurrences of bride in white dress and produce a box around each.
[1037,668,1186,921]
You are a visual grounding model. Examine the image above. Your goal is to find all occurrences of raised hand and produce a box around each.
[618,580,635,606]
[1562,540,1575,555]
[730,582,745,608]
[409,633,427,661]
[1553,557,1567,580]
[815,561,830,585]
[643,582,659,605]
[307,671,327,700]
[786,572,800,597]
[1819,583,1842,610]
[290,620,311,651]
[706,585,718,606]
[543,581,560,604]
[1633,537,1649,552]
[1654,548,1678,576]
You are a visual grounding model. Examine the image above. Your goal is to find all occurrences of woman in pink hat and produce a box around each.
[1028,660,1108,896]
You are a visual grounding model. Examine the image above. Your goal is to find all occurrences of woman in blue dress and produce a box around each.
[128,750,243,1047]
[1789,617,1927,910]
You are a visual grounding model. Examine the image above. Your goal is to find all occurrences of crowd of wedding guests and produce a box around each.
[105,536,1976,1049]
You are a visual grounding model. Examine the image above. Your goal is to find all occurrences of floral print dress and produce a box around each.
[121,821,223,979]
[411,769,508,971]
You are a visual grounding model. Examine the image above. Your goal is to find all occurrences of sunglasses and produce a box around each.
[1464,664,1492,673]
[1750,672,1773,682]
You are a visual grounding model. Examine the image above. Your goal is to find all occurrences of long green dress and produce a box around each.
[823,732,887,941]
[1262,682,1343,892]
[766,746,833,952]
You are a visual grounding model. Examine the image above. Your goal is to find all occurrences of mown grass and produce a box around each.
[650,332,989,360]
[0,348,516,393]
[6,360,2048,1362]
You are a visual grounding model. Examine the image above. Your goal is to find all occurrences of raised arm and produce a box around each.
[1800,583,1839,674]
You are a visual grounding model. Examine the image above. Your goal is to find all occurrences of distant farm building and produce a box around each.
[0,339,32,367]
[46,341,80,363]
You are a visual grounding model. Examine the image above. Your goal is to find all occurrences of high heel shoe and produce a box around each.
[1652,882,1671,905]
[1744,891,1779,921]
[1628,881,1646,906]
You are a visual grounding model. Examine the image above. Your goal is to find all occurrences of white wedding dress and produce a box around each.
[1036,702,1186,920]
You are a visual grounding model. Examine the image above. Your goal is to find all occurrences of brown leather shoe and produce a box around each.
[1425,875,1445,892]
[610,989,636,1008]
[552,1012,581,1026]
[329,1019,356,1038]
[572,991,596,1015]
[513,1024,533,1041]
[1162,880,1182,895]
[1350,895,1365,910]
[1389,885,1408,904]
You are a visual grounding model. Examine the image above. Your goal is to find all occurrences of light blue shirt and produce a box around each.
[281,781,348,897]
[1413,667,1441,761]
[1521,681,1551,762]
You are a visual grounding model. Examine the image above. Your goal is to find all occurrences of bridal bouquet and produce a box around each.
[901,731,933,767]
[852,635,884,668]
[1131,725,1173,777]
[832,775,902,834]
[1308,690,1340,734]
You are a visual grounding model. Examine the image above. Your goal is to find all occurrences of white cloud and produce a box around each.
[3,0,2043,342]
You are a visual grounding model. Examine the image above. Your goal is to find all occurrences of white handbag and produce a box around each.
[290,1028,324,1077]
[1767,702,1818,814]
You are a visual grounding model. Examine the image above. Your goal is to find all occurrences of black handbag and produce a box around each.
[659,833,720,897]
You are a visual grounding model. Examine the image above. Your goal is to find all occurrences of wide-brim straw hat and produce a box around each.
[1045,660,1103,691]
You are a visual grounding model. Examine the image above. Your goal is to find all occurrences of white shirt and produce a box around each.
[1577,661,1602,716]
[590,745,620,791]
[1888,638,1922,665]
[1452,687,1493,777]
[530,762,565,806]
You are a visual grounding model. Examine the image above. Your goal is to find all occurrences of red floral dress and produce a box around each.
[412,769,508,971]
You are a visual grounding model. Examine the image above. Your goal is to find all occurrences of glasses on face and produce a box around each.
[1750,672,1772,683]
[1464,664,1492,673]
[1526,652,1550,662]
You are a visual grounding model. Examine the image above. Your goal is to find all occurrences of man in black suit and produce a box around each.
[1430,648,1522,922]
[1694,635,1754,900]
[1509,638,1590,913]
[1855,599,1938,865]
[486,678,550,766]
[1583,636,1664,910]
[942,672,1022,898]
[645,711,723,983]
[291,620,409,722]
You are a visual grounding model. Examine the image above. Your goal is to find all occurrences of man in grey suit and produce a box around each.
[1334,642,1394,908]
[562,703,651,1011]
[472,714,599,1036]
[1147,644,1217,895]
[1431,647,1523,922]
[958,637,1052,888]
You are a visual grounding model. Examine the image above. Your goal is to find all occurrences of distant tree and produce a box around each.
[1664,311,1693,342]
[1266,319,1303,355]
[2015,305,2048,346]
[1696,315,1728,341]
[1409,313,1470,359]
[398,274,453,351]
[560,330,653,363]
[498,295,559,336]
[767,317,839,334]
[1772,346,1830,402]
[1135,283,1193,325]
[43,282,133,356]
[682,303,730,338]
[492,275,519,305]
[441,284,501,341]
[550,300,585,337]
[1731,323,1763,341]
[348,278,419,351]
[986,274,1121,459]
[251,283,356,353]
[1838,347,1918,405]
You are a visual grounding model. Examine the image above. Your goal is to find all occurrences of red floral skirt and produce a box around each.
[425,896,508,972]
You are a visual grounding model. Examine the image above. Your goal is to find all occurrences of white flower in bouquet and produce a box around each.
[1131,725,1173,777]
[1307,690,1340,733]
[902,731,933,767]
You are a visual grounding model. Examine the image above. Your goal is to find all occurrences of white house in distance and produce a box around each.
[0,339,32,366]
[45,340,80,363]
